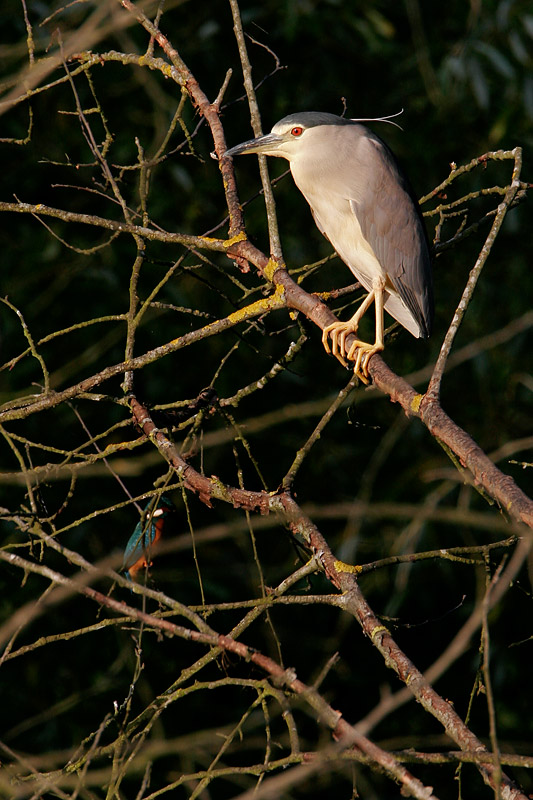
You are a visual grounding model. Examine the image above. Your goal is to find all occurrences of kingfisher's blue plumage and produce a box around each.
[122,495,174,582]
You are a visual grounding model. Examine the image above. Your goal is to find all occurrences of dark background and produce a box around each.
[1,1,532,798]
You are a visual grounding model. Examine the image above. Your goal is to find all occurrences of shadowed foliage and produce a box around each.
[1,2,532,799]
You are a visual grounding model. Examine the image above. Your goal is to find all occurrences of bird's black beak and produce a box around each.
[224,132,284,158]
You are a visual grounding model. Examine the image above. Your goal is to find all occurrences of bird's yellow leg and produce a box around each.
[322,289,376,367]
[346,278,385,381]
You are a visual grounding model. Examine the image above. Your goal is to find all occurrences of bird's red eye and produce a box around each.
[290,126,303,137]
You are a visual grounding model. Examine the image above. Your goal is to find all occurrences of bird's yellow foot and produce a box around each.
[346,340,384,384]
[322,320,357,367]
[322,322,383,383]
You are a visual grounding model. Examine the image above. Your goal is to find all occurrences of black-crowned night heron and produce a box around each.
[225,111,433,383]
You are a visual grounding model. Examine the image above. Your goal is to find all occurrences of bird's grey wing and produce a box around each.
[350,134,433,338]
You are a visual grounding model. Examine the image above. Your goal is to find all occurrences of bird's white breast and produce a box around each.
[289,157,385,293]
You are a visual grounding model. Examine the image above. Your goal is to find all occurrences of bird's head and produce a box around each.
[224,112,351,161]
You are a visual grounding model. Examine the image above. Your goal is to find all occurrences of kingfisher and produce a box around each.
[122,494,175,583]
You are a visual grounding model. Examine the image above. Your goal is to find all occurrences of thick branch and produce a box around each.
[127,395,528,799]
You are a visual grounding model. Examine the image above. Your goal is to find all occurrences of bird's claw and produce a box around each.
[322,322,383,384]
[322,321,350,367]
[347,341,384,384]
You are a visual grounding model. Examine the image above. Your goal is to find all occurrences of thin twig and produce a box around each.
[228,0,284,264]
[426,147,522,401]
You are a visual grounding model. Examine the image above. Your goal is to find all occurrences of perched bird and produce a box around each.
[225,111,433,382]
[122,495,175,583]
